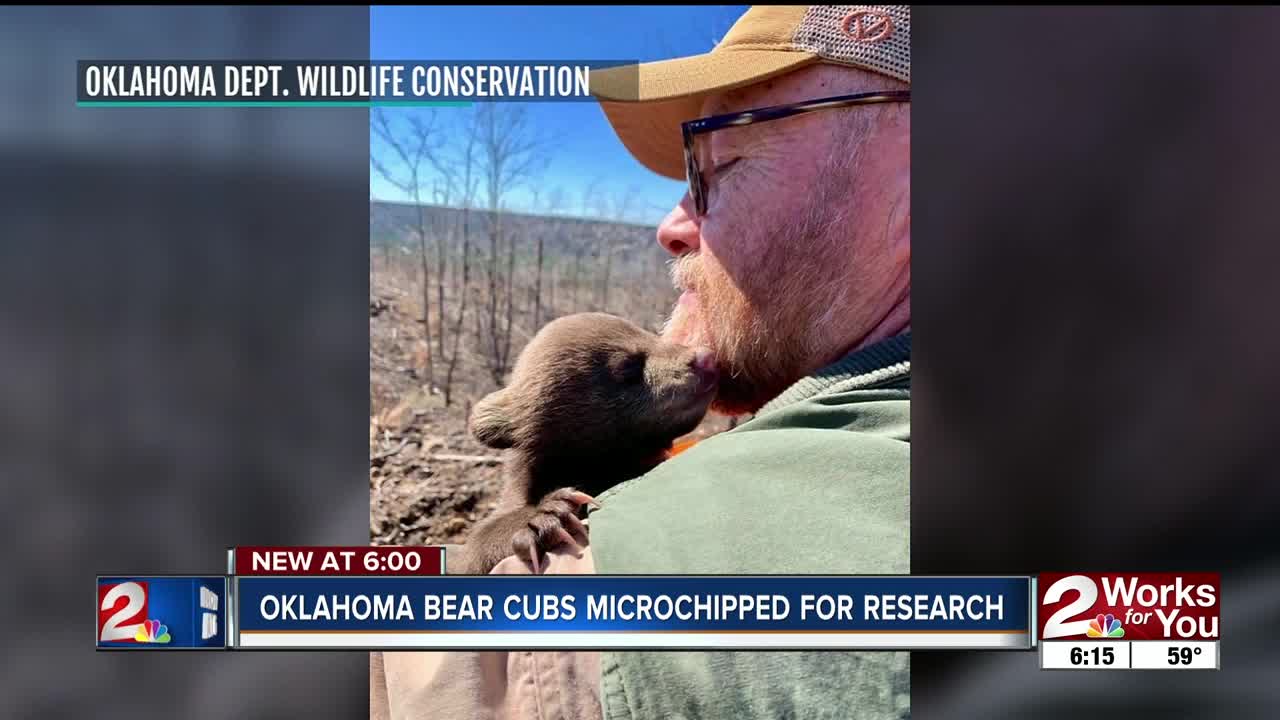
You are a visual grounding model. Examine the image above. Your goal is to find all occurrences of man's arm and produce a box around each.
[373,543,603,720]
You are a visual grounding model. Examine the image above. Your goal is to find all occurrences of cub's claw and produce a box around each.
[511,487,597,573]
[564,490,602,510]
[551,526,579,551]
[561,511,588,544]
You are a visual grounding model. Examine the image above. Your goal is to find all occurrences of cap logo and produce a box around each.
[840,9,894,44]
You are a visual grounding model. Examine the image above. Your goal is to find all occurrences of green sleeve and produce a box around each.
[589,384,911,720]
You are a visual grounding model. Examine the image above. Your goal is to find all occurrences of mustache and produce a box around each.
[668,253,703,293]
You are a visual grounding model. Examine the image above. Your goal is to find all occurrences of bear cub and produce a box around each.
[454,312,718,575]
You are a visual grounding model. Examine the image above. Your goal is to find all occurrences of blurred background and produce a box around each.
[0,7,370,718]
[912,6,1280,718]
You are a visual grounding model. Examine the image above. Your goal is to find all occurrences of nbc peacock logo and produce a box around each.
[1086,613,1124,638]
[134,619,172,644]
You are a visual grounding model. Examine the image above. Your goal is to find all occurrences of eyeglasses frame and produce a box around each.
[680,90,911,217]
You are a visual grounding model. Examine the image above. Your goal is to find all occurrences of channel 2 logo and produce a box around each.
[97,577,226,649]
[98,581,151,643]
[1038,573,1219,642]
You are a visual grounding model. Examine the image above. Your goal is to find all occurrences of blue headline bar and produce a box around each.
[236,575,1030,634]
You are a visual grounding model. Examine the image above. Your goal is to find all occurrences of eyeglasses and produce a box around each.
[680,90,911,218]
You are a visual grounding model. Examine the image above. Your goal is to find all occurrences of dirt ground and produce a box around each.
[369,278,503,547]
[369,269,734,548]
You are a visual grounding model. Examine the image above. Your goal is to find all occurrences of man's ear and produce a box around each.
[888,189,910,266]
[470,390,516,449]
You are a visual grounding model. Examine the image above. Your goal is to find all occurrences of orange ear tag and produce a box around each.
[664,437,700,460]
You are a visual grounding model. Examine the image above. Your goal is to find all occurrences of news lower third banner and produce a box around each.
[97,547,1032,651]
[94,547,1221,667]
[234,575,1032,650]
[76,61,640,106]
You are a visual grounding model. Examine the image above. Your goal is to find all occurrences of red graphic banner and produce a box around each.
[1038,572,1219,641]
[233,546,444,576]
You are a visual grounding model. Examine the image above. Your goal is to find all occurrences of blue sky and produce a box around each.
[370,5,748,226]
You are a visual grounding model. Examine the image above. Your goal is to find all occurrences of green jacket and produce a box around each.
[589,333,911,720]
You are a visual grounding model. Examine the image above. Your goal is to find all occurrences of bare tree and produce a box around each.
[474,103,548,386]
[593,186,639,314]
[444,214,472,407]
[371,108,438,387]
[536,234,546,328]
[600,233,613,313]
[502,208,516,372]
[546,251,556,321]
[424,107,482,406]
[576,178,607,311]
[571,248,584,309]
[532,186,568,328]
[430,183,449,360]
[529,189,544,329]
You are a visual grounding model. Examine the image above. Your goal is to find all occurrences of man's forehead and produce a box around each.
[697,76,826,148]
[701,81,784,118]
[699,64,899,118]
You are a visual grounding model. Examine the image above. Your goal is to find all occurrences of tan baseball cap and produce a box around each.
[591,5,910,180]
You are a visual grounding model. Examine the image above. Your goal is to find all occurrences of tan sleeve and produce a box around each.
[374,545,603,720]
[369,651,390,720]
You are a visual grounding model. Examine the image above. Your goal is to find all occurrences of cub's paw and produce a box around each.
[511,488,600,574]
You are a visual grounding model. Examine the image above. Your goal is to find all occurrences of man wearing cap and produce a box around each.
[372,6,910,719]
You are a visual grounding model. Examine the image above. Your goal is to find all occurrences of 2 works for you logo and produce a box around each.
[1038,573,1219,641]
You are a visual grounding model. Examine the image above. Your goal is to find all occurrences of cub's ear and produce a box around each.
[470,390,516,449]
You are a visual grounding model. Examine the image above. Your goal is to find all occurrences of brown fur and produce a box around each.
[453,312,718,574]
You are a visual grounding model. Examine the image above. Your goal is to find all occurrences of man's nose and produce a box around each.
[656,195,700,257]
